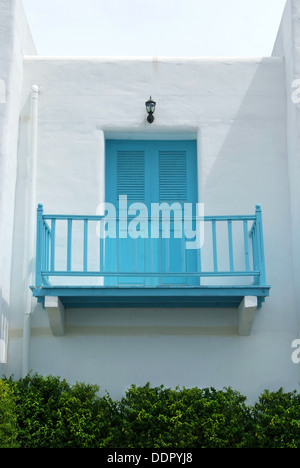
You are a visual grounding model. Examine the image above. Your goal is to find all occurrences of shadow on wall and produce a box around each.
[0,290,9,372]
[198,57,295,314]
[199,58,287,215]
[9,94,35,331]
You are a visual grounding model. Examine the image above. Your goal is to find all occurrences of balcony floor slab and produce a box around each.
[31,285,270,309]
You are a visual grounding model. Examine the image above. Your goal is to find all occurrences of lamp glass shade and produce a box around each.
[145,97,156,114]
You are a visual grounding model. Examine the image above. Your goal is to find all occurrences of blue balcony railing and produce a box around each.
[31,204,270,310]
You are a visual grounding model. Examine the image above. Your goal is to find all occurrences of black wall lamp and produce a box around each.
[145,96,156,123]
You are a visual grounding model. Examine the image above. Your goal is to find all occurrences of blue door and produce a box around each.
[105,140,198,286]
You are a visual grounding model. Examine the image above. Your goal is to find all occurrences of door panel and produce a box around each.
[105,140,198,286]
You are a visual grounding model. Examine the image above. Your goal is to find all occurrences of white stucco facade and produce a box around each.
[1,0,300,403]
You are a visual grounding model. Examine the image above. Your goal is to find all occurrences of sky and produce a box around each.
[22,0,287,57]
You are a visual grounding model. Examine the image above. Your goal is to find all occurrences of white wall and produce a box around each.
[0,0,36,375]
[273,0,300,329]
[5,51,298,404]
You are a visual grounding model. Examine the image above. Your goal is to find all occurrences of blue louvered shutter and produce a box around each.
[159,150,187,203]
[106,140,196,207]
[117,150,145,204]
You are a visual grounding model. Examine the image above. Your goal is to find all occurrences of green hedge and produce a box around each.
[0,380,19,448]
[1,373,300,448]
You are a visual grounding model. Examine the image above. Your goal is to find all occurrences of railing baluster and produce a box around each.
[252,224,258,270]
[250,222,259,285]
[35,205,43,286]
[227,220,234,272]
[44,223,48,271]
[255,205,266,286]
[83,219,88,272]
[46,227,50,270]
[196,216,202,284]
[99,220,104,272]
[158,222,162,285]
[44,222,51,275]
[165,237,170,273]
[181,226,186,282]
[50,219,56,271]
[47,226,51,283]
[243,220,250,271]
[117,220,120,283]
[67,218,72,272]
[212,219,218,272]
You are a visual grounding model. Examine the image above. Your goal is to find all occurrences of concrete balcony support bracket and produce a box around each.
[238,296,258,336]
[44,296,66,336]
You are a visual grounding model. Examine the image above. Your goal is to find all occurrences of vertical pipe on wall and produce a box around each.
[22,85,39,378]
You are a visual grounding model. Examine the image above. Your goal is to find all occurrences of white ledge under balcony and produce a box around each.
[30,204,270,322]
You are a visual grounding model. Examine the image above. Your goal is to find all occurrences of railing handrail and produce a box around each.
[42,214,257,222]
